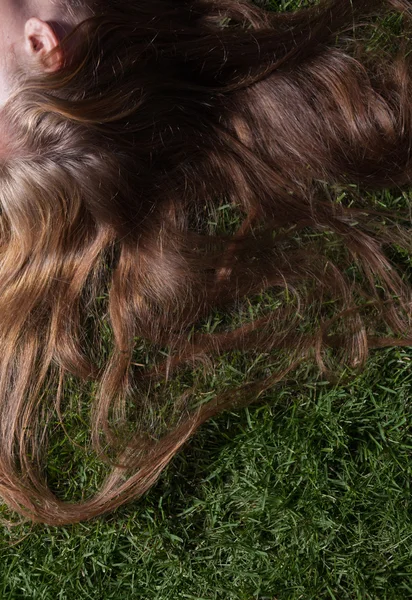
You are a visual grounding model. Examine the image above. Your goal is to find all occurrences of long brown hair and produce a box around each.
[0,0,412,525]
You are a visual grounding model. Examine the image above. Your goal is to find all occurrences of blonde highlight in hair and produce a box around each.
[0,0,412,524]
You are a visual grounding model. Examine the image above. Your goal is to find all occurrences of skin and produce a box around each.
[0,0,87,106]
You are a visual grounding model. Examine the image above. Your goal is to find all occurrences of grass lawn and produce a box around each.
[1,346,412,599]
[2,1,412,599]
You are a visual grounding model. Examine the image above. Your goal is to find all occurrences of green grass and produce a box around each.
[1,347,412,599]
[2,1,412,599]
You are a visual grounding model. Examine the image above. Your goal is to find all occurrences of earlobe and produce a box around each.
[23,17,64,73]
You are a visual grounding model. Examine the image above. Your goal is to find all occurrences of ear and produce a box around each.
[23,17,63,73]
